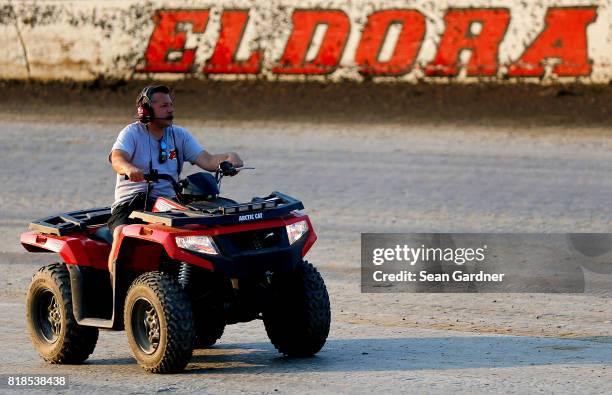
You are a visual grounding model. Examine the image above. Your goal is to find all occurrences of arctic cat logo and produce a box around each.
[239,213,263,222]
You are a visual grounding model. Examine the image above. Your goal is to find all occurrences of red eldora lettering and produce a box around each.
[137,6,597,78]
[425,8,510,76]
[203,10,261,74]
[508,7,597,77]
[355,10,426,76]
[141,10,209,73]
[273,10,350,74]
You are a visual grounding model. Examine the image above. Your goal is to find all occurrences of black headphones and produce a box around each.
[137,85,170,123]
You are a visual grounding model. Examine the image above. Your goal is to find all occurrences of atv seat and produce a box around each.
[91,225,113,244]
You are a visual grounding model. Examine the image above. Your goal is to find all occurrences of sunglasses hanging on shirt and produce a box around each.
[159,137,168,164]
[146,125,180,175]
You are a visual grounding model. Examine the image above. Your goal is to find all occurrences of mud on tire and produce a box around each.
[263,260,331,357]
[124,272,195,373]
[26,262,99,364]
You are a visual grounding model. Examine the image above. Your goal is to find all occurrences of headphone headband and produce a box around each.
[137,85,171,123]
[138,85,170,106]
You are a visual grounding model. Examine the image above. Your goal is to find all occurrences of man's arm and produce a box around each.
[110,149,145,182]
[194,151,243,172]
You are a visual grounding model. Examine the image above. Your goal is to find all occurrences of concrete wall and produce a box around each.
[1,0,610,83]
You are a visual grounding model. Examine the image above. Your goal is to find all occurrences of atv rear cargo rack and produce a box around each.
[129,191,303,227]
[28,207,112,236]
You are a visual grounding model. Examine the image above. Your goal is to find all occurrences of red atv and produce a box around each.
[20,162,331,373]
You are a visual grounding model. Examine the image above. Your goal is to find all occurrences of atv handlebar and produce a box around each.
[123,171,176,184]
[215,161,255,184]
[121,162,255,208]
[219,161,238,176]
[122,162,254,184]
[217,161,254,176]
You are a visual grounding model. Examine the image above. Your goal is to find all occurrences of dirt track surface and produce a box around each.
[0,84,611,393]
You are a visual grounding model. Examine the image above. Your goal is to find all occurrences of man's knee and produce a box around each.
[108,225,125,273]
[107,210,130,236]
[112,224,125,240]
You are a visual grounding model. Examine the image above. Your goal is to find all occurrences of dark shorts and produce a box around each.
[107,193,153,235]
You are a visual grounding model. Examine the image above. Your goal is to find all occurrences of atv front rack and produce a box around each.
[129,191,304,227]
[28,207,112,236]
[27,192,303,235]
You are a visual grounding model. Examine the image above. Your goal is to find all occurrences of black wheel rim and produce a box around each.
[35,289,61,343]
[131,298,161,354]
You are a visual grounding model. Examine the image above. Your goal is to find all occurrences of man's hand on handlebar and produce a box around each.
[219,161,238,177]
[124,166,145,182]
[225,152,243,169]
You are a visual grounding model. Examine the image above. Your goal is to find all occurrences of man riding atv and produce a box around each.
[107,85,243,273]
[21,85,330,373]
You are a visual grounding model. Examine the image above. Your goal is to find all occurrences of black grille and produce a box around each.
[220,227,284,252]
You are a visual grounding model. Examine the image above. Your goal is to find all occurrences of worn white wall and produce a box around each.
[0,0,610,83]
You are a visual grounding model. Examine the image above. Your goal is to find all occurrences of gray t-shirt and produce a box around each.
[110,122,204,212]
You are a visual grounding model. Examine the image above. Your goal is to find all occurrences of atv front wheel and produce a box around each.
[194,312,225,349]
[124,272,195,373]
[26,263,99,364]
[263,261,331,357]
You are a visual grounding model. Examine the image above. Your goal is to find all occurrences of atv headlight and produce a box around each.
[175,235,219,255]
[286,220,308,245]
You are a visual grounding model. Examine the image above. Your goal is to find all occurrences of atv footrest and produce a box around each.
[78,318,114,329]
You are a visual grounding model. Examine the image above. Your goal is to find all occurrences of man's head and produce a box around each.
[136,85,174,127]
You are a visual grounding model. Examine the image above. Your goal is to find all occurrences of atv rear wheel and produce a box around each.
[26,263,99,364]
[263,260,331,357]
[124,272,195,373]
